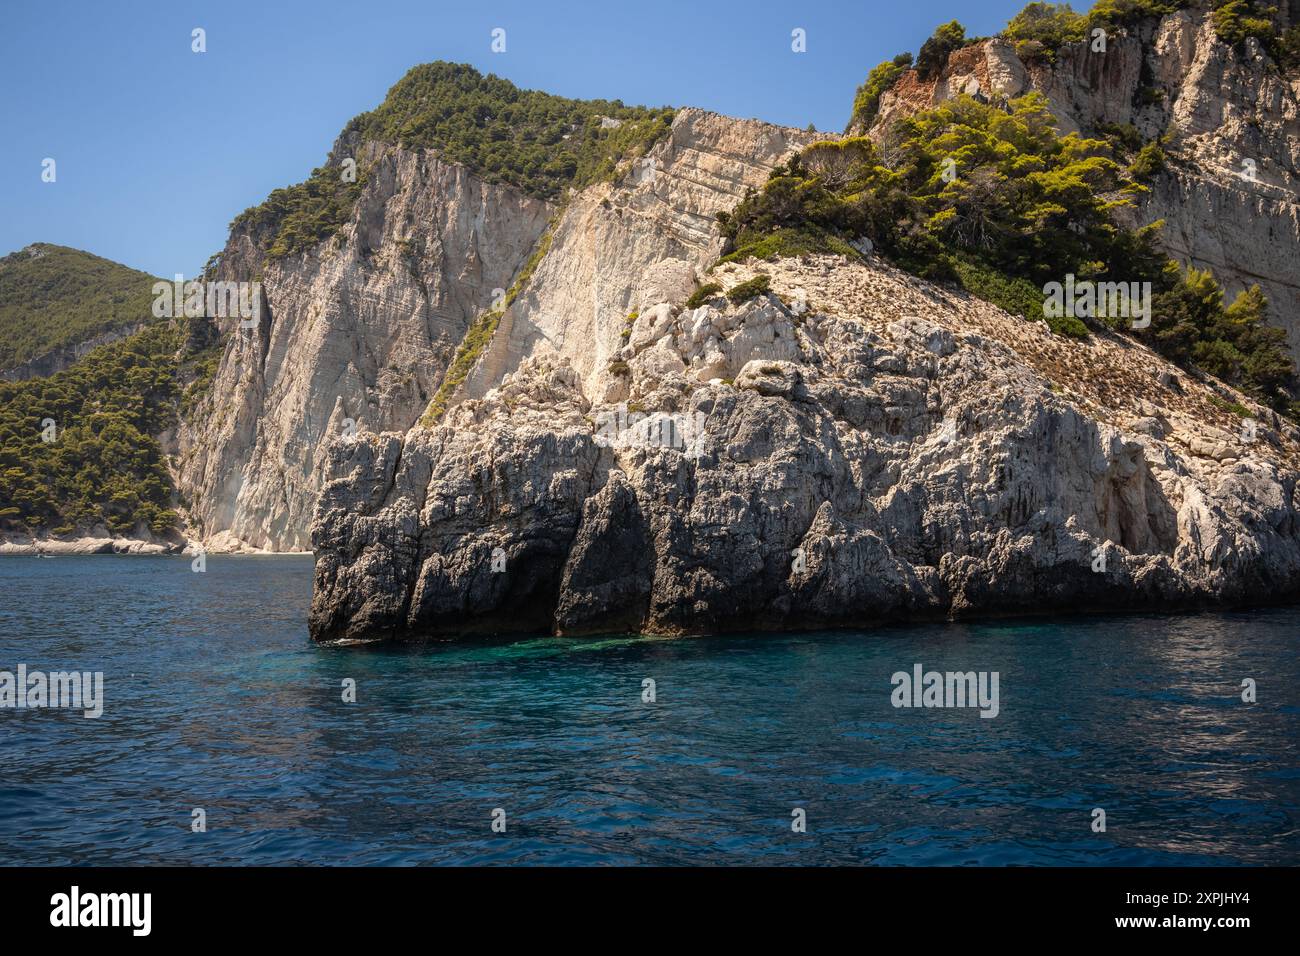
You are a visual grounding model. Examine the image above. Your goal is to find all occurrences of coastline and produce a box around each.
[0,533,314,557]
[0,534,185,556]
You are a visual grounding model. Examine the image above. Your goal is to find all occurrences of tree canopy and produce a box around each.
[0,244,158,372]
[0,317,218,537]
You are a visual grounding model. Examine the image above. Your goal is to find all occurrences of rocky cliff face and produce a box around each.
[864,6,1300,355]
[176,140,553,551]
[310,249,1300,642]
[178,107,809,552]
[462,109,819,404]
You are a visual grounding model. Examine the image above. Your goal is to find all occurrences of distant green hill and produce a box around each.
[0,244,221,537]
[0,243,159,372]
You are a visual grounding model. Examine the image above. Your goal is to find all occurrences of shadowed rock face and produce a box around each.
[309,255,1300,643]
[865,8,1300,357]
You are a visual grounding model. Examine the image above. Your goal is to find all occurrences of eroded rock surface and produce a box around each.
[310,256,1300,642]
[176,144,553,552]
[180,109,810,552]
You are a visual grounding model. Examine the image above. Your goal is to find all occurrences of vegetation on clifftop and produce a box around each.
[233,62,675,261]
[846,53,914,132]
[230,167,366,261]
[350,62,675,200]
[726,274,771,304]
[916,21,973,79]
[850,2,1299,130]
[717,93,1297,413]
[1003,1,1300,68]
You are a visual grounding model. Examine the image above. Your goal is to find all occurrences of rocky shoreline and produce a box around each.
[144,5,1300,641]
[0,532,190,556]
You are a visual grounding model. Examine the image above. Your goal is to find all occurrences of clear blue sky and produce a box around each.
[0,0,1036,278]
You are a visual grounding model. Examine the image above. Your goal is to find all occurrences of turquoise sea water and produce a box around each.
[0,554,1297,865]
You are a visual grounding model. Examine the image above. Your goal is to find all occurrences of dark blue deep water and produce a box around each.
[1,555,1297,865]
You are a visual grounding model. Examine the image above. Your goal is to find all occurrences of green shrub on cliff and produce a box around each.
[1278,26,1300,70]
[1127,141,1166,181]
[1085,0,1182,32]
[1003,3,1087,58]
[1021,0,1294,71]
[726,275,771,304]
[916,21,970,79]
[232,166,366,260]
[685,283,724,309]
[847,53,913,131]
[1211,0,1278,47]
[725,95,1136,285]
[717,137,902,266]
[420,309,501,426]
[1148,269,1292,402]
[420,215,562,426]
[947,254,1089,338]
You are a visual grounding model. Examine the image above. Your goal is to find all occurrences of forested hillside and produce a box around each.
[0,243,158,373]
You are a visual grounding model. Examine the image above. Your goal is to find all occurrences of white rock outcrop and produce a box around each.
[309,255,1300,642]
[175,144,555,551]
[178,109,814,552]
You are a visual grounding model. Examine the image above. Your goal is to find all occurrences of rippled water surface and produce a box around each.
[1,555,1297,865]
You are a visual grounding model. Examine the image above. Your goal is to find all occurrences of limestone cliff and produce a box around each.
[165,31,1300,642]
[307,29,1300,642]
[862,5,1300,355]
[462,110,818,406]
[310,250,1300,641]
[178,104,809,552]
[176,140,554,551]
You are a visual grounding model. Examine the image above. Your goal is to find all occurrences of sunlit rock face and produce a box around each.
[177,108,813,553]
[309,254,1300,643]
[176,142,554,552]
